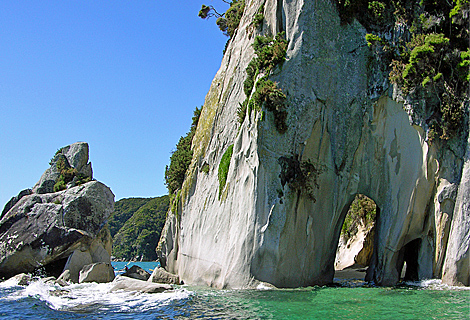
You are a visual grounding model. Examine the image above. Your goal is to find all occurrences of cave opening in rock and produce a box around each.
[334,194,378,281]
[397,238,422,282]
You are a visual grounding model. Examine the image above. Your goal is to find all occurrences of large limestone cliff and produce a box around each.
[159,0,469,288]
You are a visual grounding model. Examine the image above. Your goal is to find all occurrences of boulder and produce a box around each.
[0,142,114,280]
[79,262,115,283]
[148,267,180,284]
[109,275,172,293]
[61,226,113,283]
[56,269,71,285]
[62,248,93,283]
[122,265,150,281]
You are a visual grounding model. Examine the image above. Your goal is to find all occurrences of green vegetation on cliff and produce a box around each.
[51,153,91,192]
[239,32,288,133]
[342,194,377,239]
[218,144,234,198]
[337,0,469,141]
[165,106,201,194]
[111,196,169,261]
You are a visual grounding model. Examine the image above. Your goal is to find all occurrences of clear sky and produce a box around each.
[0,1,230,207]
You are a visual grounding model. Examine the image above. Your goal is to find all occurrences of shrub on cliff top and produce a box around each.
[339,0,468,141]
[165,106,202,194]
[52,154,91,192]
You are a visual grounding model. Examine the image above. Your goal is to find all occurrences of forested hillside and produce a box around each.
[110,196,169,261]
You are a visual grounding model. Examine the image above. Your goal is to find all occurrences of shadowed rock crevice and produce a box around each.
[397,238,422,282]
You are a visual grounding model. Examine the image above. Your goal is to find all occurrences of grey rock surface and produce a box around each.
[442,125,470,286]
[32,142,93,194]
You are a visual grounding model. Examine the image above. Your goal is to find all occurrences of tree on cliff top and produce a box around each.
[198,0,245,39]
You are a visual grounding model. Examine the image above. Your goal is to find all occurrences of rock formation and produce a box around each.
[0,142,115,282]
[122,265,151,281]
[441,121,470,286]
[158,0,469,288]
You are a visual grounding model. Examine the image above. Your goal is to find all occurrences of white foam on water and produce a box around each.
[0,277,23,289]
[404,279,470,291]
[256,283,274,290]
[1,277,192,313]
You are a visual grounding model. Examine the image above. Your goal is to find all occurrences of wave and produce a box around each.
[0,276,191,313]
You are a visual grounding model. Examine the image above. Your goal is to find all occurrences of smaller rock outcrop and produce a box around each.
[33,143,93,194]
[122,265,150,281]
[148,267,180,285]
[110,275,172,293]
[442,128,470,287]
[0,142,114,282]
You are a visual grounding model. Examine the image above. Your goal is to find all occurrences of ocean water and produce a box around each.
[0,264,468,319]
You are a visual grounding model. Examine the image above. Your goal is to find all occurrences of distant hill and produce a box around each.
[110,195,169,261]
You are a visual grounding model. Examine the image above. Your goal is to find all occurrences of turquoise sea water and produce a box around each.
[112,261,161,275]
[0,263,468,319]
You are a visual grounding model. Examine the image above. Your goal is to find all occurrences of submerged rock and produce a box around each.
[109,275,172,293]
[0,142,114,281]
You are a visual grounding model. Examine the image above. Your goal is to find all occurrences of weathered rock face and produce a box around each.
[335,223,374,271]
[0,142,114,280]
[442,124,470,286]
[158,0,469,288]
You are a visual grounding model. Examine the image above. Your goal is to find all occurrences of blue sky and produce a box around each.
[0,1,230,206]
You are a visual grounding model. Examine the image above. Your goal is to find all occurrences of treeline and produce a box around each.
[110,196,169,261]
